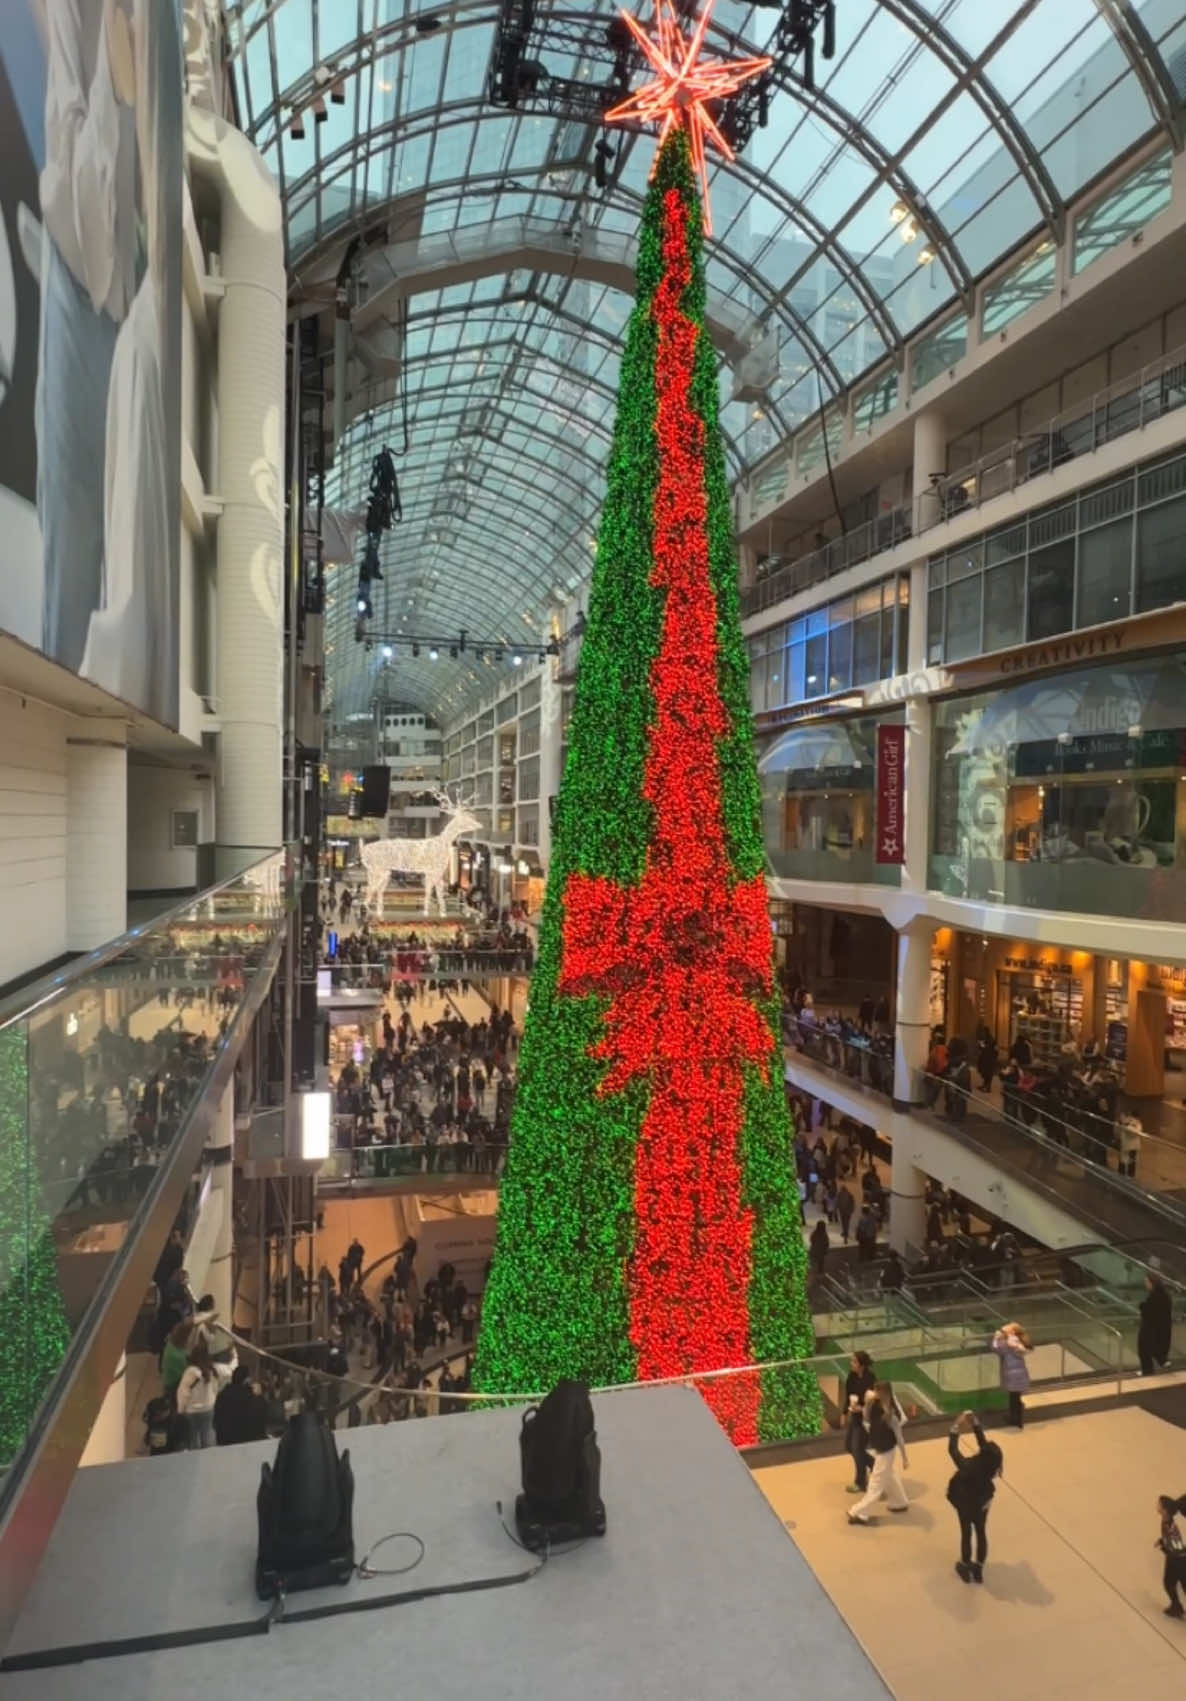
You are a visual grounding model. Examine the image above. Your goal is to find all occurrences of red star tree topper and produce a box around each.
[604,0,770,234]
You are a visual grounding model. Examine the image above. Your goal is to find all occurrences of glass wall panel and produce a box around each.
[1026,540,1076,639]
[982,558,1025,652]
[929,654,1186,922]
[1136,494,1186,614]
[759,714,901,887]
[945,574,982,661]
[912,312,968,391]
[1077,517,1133,628]
[981,243,1057,337]
[1073,149,1173,276]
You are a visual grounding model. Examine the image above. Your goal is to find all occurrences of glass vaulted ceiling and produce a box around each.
[222,0,1185,723]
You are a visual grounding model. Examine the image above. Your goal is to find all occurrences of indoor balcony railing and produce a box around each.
[742,340,1186,616]
[784,1018,1186,1277]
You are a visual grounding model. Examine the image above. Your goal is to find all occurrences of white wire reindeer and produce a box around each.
[360,789,481,917]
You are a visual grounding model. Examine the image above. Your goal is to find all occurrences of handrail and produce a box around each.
[786,1016,1186,1187]
[921,1072,1186,1231]
[220,1316,1145,1416]
[0,844,288,1034]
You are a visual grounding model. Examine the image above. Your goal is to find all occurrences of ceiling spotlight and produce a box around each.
[356,595,368,614]
[493,646,505,663]
[449,644,458,659]
[511,652,523,668]
[412,641,420,657]
[889,199,908,224]
[382,644,393,660]
[330,78,346,105]
[917,245,936,266]
[415,13,443,32]
[290,109,306,141]
[429,646,439,660]
[312,95,327,123]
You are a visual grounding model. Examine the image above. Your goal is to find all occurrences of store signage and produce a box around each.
[863,666,954,707]
[875,724,906,864]
[1003,956,1075,975]
[996,630,1126,676]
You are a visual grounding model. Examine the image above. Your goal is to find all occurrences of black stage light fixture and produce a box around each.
[449,644,458,659]
[289,109,306,140]
[412,641,421,657]
[513,1381,606,1554]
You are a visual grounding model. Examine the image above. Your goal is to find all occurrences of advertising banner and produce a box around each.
[875,723,906,865]
[0,0,182,729]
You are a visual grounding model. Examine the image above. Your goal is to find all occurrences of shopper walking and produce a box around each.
[837,1182,855,1244]
[1138,1273,1173,1377]
[843,1351,876,1494]
[947,1409,1003,1584]
[847,1388,909,1524]
[992,1322,1032,1428]
[1155,1493,1186,1618]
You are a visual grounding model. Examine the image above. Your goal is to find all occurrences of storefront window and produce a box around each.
[759,714,902,887]
[929,653,1186,921]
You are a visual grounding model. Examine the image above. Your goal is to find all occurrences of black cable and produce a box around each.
[357,1530,426,1579]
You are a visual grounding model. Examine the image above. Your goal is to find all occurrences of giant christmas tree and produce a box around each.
[474,1,821,1445]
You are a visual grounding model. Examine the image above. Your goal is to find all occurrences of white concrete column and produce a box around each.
[889,1150,929,1256]
[894,921,934,1106]
[187,111,286,851]
[205,1082,236,1319]
[900,694,933,895]
[66,727,128,950]
[537,666,563,872]
[911,409,947,533]
[79,1353,127,1467]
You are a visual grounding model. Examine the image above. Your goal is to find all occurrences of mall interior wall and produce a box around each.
[126,763,213,897]
[0,692,70,984]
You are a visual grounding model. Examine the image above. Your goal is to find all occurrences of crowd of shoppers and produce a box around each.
[330,999,517,1174]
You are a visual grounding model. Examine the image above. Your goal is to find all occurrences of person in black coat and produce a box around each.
[843,1351,876,1493]
[1155,1493,1186,1617]
[1138,1273,1173,1376]
[947,1409,1003,1583]
[213,1365,269,1445]
[809,1219,830,1280]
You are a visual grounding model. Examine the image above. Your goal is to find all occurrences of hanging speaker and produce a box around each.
[360,765,391,816]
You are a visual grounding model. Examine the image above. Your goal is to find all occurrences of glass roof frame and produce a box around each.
[222,0,1183,721]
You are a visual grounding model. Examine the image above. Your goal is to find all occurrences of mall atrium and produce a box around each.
[0,3,1185,1697]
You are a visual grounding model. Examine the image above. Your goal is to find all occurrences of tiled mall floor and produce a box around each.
[755,1405,1186,1701]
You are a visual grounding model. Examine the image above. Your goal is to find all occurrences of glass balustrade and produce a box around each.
[0,849,293,1470]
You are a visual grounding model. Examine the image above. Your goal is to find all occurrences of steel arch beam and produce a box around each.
[1092,0,1183,151]
[880,0,1065,241]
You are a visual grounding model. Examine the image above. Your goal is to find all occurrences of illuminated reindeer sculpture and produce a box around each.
[360,788,480,917]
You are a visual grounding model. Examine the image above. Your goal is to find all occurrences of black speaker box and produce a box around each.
[360,765,391,816]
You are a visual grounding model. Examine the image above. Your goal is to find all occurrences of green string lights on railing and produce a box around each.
[0,1026,71,1466]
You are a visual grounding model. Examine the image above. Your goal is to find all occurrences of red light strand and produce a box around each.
[560,189,775,1443]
